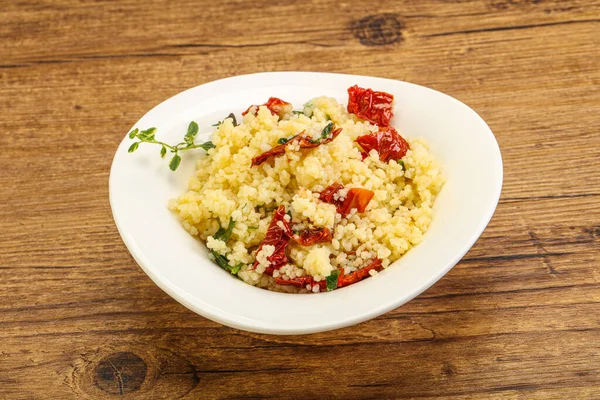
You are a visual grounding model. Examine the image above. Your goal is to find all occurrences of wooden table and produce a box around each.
[2,1,599,398]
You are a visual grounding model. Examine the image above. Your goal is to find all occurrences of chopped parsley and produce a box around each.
[230,263,243,275]
[213,112,238,127]
[210,218,241,275]
[277,134,298,145]
[326,269,341,291]
[211,250,242,275]
[310,122,334,144]
[212,217,235,242]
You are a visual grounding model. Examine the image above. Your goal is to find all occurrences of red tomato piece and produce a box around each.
[319,183,374,215]
[347,85,394,127]
[275,276,311,287]
[275,276,328,291]
[242,97,291,118]
[318,182,344,208]
[251,127,342,167]
[250,141,289,167]
[356,126,409,162]
[338,188,375,215]
[293,227,333,246]
[294,126,342,149]
[338,258,383,287]
[252,205,293,270]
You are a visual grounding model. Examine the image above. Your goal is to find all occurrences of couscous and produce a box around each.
[168,86,444,293]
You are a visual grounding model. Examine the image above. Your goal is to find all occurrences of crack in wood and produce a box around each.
[348,382,393,387]
[411,319,438,340]
[107,360,125,396]
[462,251,572,263]
[94,352,146,395]
[425,18,600,37]
[0,40,334,69]
[527,228,559,276]
[420,282,600,300]
[501,193,600,203]
[168,40,334,50]
[378,300,600,317]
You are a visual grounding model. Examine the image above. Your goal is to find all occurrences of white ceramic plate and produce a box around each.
[109,72,502,335]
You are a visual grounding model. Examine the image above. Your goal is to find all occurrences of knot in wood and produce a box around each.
[94,352,147,395]
[351,14,403,46]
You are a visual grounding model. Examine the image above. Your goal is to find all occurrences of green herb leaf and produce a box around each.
[187,121,199,136]
[213,113,238,127]
[320,122,333,138]
[211,251,242,275]
[277,137,289,145]
[261,204,277,213]
[211,250,230,269]
[326,269,341,291]
[169,154,181,171]
[128,142,139,153]
[160,145,167,158]
[199,141,215,151]
[302,101,315,118]
[227,113,238,127]
[397,159,405,169]
[184,121,199,144]
[128,128,139,139]
[213,218,235,242]
[222,218,235,242]
[230,263,243,275]
[292,110,304,115]
[138,127,156,141]
[311,122,334,144]
[248,226,258,231]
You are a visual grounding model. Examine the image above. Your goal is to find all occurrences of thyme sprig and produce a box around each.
[127,121,215,171]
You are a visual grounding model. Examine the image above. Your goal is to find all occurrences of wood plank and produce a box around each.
[0,330,598,398]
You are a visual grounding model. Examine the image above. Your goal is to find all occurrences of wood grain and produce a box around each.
[1,0,599,398]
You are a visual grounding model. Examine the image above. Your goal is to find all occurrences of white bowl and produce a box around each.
[109,72,503,334]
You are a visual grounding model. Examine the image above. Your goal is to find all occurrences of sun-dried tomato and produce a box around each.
[338,188,375,215]
[347,85,394,127]
[252,205,293,270]
[338,258,383,287]
[274,260,381,291]
[250,141,289,167]
[318,182,345,209]
[293,227,332,246]
[242,97,291,119]
[251,126,342,167]
[274,276,328,291]
[319,183,374,215]
[356,126,409,163]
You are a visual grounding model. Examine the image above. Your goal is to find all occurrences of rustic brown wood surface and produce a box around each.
[1,0,599,398]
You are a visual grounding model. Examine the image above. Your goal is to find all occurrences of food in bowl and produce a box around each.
[134,86,444,293]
